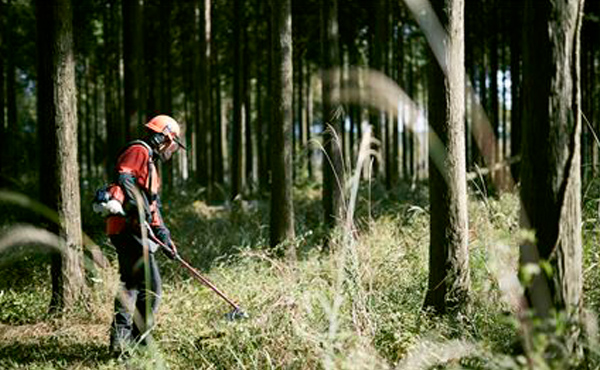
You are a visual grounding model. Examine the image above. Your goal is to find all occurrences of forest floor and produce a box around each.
[1,181,600,369]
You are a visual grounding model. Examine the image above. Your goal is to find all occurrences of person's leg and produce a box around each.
[109,235,139,354]
[132,252,162,345]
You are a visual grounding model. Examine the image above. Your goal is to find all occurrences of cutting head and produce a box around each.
[225,307,249,321]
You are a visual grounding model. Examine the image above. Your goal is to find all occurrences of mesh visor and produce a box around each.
[160,140,180,161]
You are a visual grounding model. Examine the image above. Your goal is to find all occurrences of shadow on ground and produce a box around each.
[0,339,111,367]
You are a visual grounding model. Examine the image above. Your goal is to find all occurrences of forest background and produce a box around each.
[0,0,600,369]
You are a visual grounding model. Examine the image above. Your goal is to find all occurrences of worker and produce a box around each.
[103,115,186,356]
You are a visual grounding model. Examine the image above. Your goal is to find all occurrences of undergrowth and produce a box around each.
[0,182,598,369]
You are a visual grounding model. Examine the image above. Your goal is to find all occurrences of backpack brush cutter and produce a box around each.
[144,225,249,321]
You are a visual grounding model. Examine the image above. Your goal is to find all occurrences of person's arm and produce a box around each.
[116,172,151,220]
[150,195,178,259]
[115,146,152,222]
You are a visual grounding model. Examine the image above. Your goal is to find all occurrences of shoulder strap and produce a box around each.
[118,140,156,196]
[128,139,154,158]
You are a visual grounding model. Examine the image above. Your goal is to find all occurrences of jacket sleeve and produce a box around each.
[150,195,177,258]
[150,195,170,243]
[114,146,152,221]
[116,172,152,221]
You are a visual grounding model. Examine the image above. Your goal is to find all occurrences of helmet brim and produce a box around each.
[174,136,187,150]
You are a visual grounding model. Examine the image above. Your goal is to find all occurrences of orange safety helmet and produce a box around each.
[145,115,187,150]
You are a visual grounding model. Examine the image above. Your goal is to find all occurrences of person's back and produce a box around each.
[106,115,185,356]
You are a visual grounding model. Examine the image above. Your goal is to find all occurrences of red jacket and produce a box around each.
[106,143,165,235]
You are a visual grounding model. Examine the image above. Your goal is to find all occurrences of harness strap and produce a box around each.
[117,140,156,199]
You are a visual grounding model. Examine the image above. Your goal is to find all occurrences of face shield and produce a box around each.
[157,139,180,162]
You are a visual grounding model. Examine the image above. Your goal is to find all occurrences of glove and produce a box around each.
[105,199,125,216]
[162,239,178,260]
[153,226,178,260]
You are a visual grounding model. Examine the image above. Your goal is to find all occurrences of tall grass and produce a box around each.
[2,174,600,368]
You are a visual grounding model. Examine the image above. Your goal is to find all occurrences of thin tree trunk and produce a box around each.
[37,0,85,313]
[348,41,359,167]
[6,2,17,183]
[104,0,124,176]
[298,53,305,157]
[269,0,295,254]
[92,61,100,179]
[198,0,211,191]
[232,0,244,199]
[244,16,254,189]
[321,0,344,239]
[423,0,469,314]
[123,0,143,140]
[264,2,273,188]
[212,44,225,188]
[369,0,384,179]
[256,0,268,194]
[84,59,92,179]
[489,1,499,184]
[306,63,313,179]
[0,2,5,187]
[408,35,416,181]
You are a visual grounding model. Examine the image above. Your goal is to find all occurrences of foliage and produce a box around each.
[1,184,598,369]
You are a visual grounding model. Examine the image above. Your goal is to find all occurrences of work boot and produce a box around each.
[109,327,134,358]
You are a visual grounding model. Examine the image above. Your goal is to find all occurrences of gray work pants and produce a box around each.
[109,233,162,348]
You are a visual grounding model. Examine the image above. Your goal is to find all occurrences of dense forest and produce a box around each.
[1,0,600,369]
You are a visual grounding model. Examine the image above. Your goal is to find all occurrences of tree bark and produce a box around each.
[37,0,85,313]
[269,0,295,254]
[5,2,17,184]
[123,0,143,140]
[298,51,306,175]
[321,0,344,239]
[212,40,225,189]
[509,0,522,182]
[0,2,5,187]
[369,0,384,179]
[306,62,314,179]
[244,15,254,189]
[423,0,470,314]
[104,0,124,176]
[256,0,269,194]
[197,0,211,191]
[520,0,584,337]
[231,0,244,199]
[489,1,499,184]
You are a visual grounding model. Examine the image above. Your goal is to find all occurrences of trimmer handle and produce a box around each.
[143,222,243,313]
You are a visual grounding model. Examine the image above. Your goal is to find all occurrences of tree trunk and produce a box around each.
[37,0,85,313]
[0,2,5,187]
[244,16,254,189]
[5,3,17,184]
[369,0,384,179]
[269,0,295,255]
[321,0,344,239]
[306,62,314,179]
[158,0,174,190]
[212,43,225,189]
[92,60,100,178]
[489,4,499,186]
[423,0,469,314]
[255,0,269,194]
[520,0,584,349]
[197,0,211,192]
[123,0,143,140]
[408,36,416,181]
[104,0,124,176]
[231,0,244,199]
[509,0,522,182]
[298,51,306,175]
[83,59,92,179]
